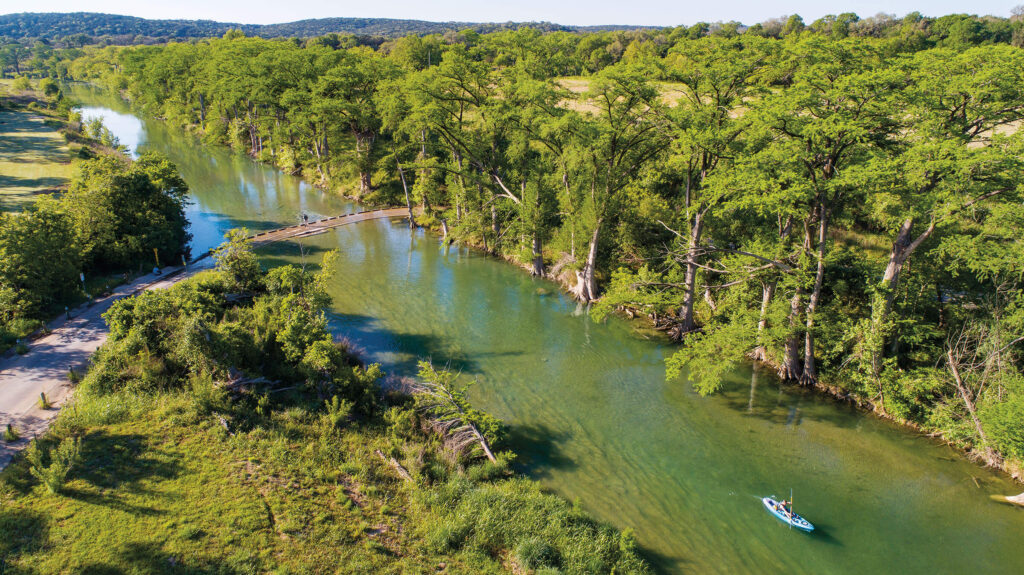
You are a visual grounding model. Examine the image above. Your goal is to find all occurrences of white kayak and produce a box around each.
[762,496,814,532]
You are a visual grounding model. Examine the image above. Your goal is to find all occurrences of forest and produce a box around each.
[0,15,1018,476]
[0,12,640,44]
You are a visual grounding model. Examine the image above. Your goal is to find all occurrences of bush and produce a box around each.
[26,436,81,494]
[3,424,18,442]
[321,395,353,433]
[12,76,31,91]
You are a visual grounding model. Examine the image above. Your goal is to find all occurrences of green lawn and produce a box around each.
[0,107,74,212]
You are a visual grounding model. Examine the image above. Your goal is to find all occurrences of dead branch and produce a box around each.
[375,449,414,483]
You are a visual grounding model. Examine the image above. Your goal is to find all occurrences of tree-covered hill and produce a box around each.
[0,12,645,41]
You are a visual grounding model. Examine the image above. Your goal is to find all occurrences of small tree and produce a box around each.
[26,436,81,494]
[412,361,503,463]
[213,228,262,292]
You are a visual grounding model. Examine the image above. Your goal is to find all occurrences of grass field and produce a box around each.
[0,107,74,212]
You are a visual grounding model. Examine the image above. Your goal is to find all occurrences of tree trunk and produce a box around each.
[676,211,704,339]
[491,200,499,240]
[871,217,936,377]
[801,204,829,386]
[780,217,812,382]
[752,281,776,362]
[396,157,416,229]
[780,287,804,381]
[947,349,1001,467]
[355,131,374,195]
[572,220,602,303]
[531,232,545,277]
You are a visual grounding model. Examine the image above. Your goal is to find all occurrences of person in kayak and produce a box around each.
[777,499,793,519]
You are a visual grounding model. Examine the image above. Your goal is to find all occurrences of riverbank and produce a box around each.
[62,83,1024,575]
[93,81,1024,487]
[0,248,650,574]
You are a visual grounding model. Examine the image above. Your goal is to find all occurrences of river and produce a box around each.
[72,85,1024,574]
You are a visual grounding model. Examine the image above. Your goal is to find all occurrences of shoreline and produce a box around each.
[80,83,1024,486]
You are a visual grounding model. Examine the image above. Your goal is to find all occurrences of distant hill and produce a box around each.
[0,12,649,41]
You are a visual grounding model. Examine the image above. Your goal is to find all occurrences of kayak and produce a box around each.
[762,496,815,532]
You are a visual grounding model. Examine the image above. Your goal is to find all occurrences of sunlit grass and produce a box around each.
[0,104,74,212]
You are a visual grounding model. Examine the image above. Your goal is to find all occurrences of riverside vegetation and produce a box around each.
[55,22,1024,477]
[0,234,648,574]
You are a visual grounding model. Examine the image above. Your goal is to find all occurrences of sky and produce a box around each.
[6,0,1019,27]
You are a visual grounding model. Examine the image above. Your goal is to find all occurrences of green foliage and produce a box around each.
[417,477,649,574]
[212,229,262,292]
[321,395,354,432]
[26,436,81,494]
[666,310,757,395]
[0,233,649,574]
[38,77,59,97]
[63,152,190,271]
[514,537,559,570]
[415,361,506,451]
[45,12,1024,474]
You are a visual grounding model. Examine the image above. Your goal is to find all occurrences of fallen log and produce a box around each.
[375,449,414,483]
[991,492,1024,506]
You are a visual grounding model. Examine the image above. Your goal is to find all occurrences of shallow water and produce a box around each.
[74,85,1024,574]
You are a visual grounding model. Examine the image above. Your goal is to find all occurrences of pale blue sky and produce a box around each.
[9,0,1019,27]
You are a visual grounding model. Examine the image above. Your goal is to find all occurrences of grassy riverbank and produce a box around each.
[0,240,649,574]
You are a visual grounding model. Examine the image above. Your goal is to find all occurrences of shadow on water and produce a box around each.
[257,241,337,266]
[638,543,694,575]
[206,216,291,235]
[326,311,524,377]
[718,366,866,430]
[808,522,843,547]
[505,422,577,479]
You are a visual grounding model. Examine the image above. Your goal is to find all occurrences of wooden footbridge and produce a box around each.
[248,207,421,248]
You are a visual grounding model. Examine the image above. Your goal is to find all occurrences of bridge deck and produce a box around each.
[248,207,419,247]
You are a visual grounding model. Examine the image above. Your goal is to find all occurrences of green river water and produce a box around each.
[73,85,1024,574]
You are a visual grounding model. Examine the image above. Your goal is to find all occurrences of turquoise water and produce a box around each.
[74,85,1024,574]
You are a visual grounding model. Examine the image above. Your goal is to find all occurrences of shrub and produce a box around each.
[3,424,18,442]
[26,436,81,494]
[321,395,353,433]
